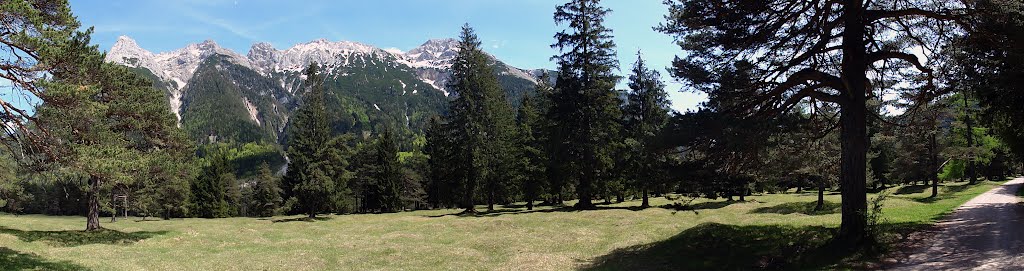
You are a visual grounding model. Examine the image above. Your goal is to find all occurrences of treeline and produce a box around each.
[2,0,1024,241]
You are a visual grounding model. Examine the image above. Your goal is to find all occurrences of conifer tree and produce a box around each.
[322,135,356,213]
[374,127,403,212]
[284,63,335,218]
[550,0,622,209]
[0,0,95,160]
[192,147,233,218]
[424,115,458,208]
[446,24,511,214]
[515,94,546,210]
[36,50,194,229]
[622,53,670,208]
[252,162,282,217]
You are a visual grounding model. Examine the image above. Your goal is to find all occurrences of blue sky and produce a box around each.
[70,0,706,112]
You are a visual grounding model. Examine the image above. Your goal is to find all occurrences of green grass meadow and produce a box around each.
[0,179,1007,270]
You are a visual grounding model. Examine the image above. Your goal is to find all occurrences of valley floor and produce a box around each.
[0,179,1009,270]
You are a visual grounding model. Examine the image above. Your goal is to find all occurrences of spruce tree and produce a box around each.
[322,135,355,213]
[622,53,670,208]
[515,94,547,210]
[192,147,233,218]
[550,0,621,209]
[374,127,403,212]
[252,162,283,217]
[284,63,334,218]
[446,24,511,214]
[424,115,458,208]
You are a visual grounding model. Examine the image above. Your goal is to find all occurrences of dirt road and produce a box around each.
[890,177,1024,270]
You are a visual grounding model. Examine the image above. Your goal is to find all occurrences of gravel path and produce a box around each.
[889,177,1024,270]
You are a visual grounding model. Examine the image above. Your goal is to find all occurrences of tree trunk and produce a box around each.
[308,212,316,219]
[86,176,101,231]
[641,187,650,208]
[930,133,939,198]
[463,167,478,214]
[110,194,117,223]
[816,181,825,211]
[487,183,494,212]
[526,199,533,211]
[577,148,596,210]
[837,0,869,245]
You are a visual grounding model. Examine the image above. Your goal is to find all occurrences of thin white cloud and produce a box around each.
[164,2,259,41]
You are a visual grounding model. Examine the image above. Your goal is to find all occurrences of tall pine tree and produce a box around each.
[374,127,403,213]
[252,162,283,217]
[446,24,511,214]
[515,94,547,210]
[550,0,621,209]
[284,63,335,218]
[622,53,670,208]
[423,115,458,208]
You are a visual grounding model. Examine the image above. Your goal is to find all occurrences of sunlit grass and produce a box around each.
[0,179,1007,270]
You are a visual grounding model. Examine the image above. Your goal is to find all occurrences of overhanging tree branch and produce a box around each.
[865,8,964,22]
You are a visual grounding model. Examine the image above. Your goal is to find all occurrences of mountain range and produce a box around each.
[105,36,548,144]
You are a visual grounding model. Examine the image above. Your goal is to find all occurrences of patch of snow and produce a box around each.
[421,78,448,96]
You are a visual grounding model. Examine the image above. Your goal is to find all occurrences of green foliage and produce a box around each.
[0,0,95,157]
[952,1,1024,159]
[191,147,237,218]
[550,0,622,209]
[423,115,460,208]
[372,128,404,212]
[622,53,671,207]
[284,63,337,217]
[513,93,548,209]
[444,24,517,212]
[249,162,282,217]
[938,160,966,182]
[29,32,195,228]
[400,151,429,210]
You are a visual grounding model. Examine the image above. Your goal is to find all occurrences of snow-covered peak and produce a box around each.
[403,38,460,69]
[150,38,253,86]
[259,39,387,73]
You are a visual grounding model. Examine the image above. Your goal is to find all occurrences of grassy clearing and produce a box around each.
[0,179,1007,270]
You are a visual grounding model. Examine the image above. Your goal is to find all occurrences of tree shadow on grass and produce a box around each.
[894,185,929,195]
[0,227,167,247]
[749,201,841,215]
[659,199,757,211]
[579,222,908,271]
[424,205,648,218]
[912,183,975,203]
[0,247,88,270]
[270,216,334,223]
